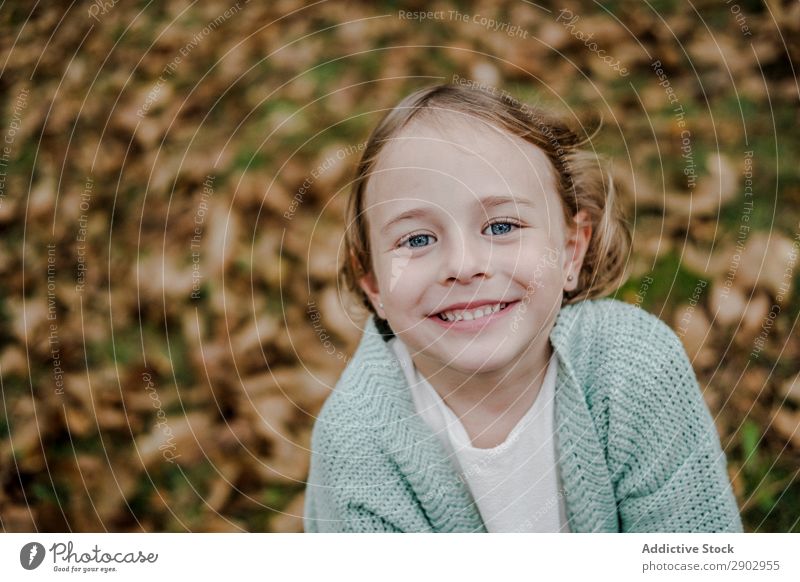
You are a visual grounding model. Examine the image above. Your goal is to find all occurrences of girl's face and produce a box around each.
[358,113,591,375]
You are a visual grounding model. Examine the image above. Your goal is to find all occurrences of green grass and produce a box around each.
[31,480,68,506]
[739,417,800,531]
[618,250,705,312]
[262,484,289,508]
[232,147,267,171]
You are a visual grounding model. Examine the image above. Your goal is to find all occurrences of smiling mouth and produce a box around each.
[434,301,513,323]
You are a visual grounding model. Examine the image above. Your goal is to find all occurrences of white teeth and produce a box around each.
[437,302,508,322]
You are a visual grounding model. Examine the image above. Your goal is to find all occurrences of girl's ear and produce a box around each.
[358,269,385,318]
[563,209,592,292]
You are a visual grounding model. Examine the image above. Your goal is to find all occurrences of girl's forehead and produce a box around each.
[368,115,556,197]
[376,114,545,170]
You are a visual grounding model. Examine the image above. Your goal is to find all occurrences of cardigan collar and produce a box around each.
[350,302,619,532]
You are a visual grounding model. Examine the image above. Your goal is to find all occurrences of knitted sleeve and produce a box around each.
[606,311,743,533]
[303,393,402,533]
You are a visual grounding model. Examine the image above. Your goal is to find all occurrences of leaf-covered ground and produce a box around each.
[0,0,798,532]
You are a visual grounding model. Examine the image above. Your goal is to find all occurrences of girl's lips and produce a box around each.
[428,300,520,331]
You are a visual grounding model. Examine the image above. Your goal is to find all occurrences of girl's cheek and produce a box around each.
[386,246,415,292]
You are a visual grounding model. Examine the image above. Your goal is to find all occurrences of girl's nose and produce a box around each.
[440,230,493,284]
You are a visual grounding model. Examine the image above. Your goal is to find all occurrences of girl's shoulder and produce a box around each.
[553,297,696,401]
[310,316,406,444]
[555,297,683,356]
[558,296,670,330]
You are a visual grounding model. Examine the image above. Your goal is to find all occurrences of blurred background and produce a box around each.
[0,0,798,532]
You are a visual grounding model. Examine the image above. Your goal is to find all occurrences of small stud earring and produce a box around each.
[567,275,574,281]
[379,302,384,308]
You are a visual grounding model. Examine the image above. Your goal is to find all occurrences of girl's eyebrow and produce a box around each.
[380,194,535,234]
[381,207,431,234]
[479,194,536,210]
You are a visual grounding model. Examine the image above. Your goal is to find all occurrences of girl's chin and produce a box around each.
[435,349,514,374]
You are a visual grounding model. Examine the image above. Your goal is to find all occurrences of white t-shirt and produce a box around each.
[388,336,570,533]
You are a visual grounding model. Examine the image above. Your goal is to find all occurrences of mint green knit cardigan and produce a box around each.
[303,298,743,532]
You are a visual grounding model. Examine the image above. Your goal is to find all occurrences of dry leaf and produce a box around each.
[136,411,213,467]
[737,233,796,299]
[780,374,800,406]
[709,283,746,327]
[672,302,713,368]
[770,409,800,449]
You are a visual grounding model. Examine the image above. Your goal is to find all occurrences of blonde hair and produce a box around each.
[340,83,630,328]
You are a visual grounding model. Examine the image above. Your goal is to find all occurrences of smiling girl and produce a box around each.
[303,83,742,533]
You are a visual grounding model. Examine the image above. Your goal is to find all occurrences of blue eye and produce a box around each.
[484,220,520,236]
[400,233,435,248]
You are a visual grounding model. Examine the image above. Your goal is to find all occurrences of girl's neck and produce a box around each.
[412,333,555,424]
